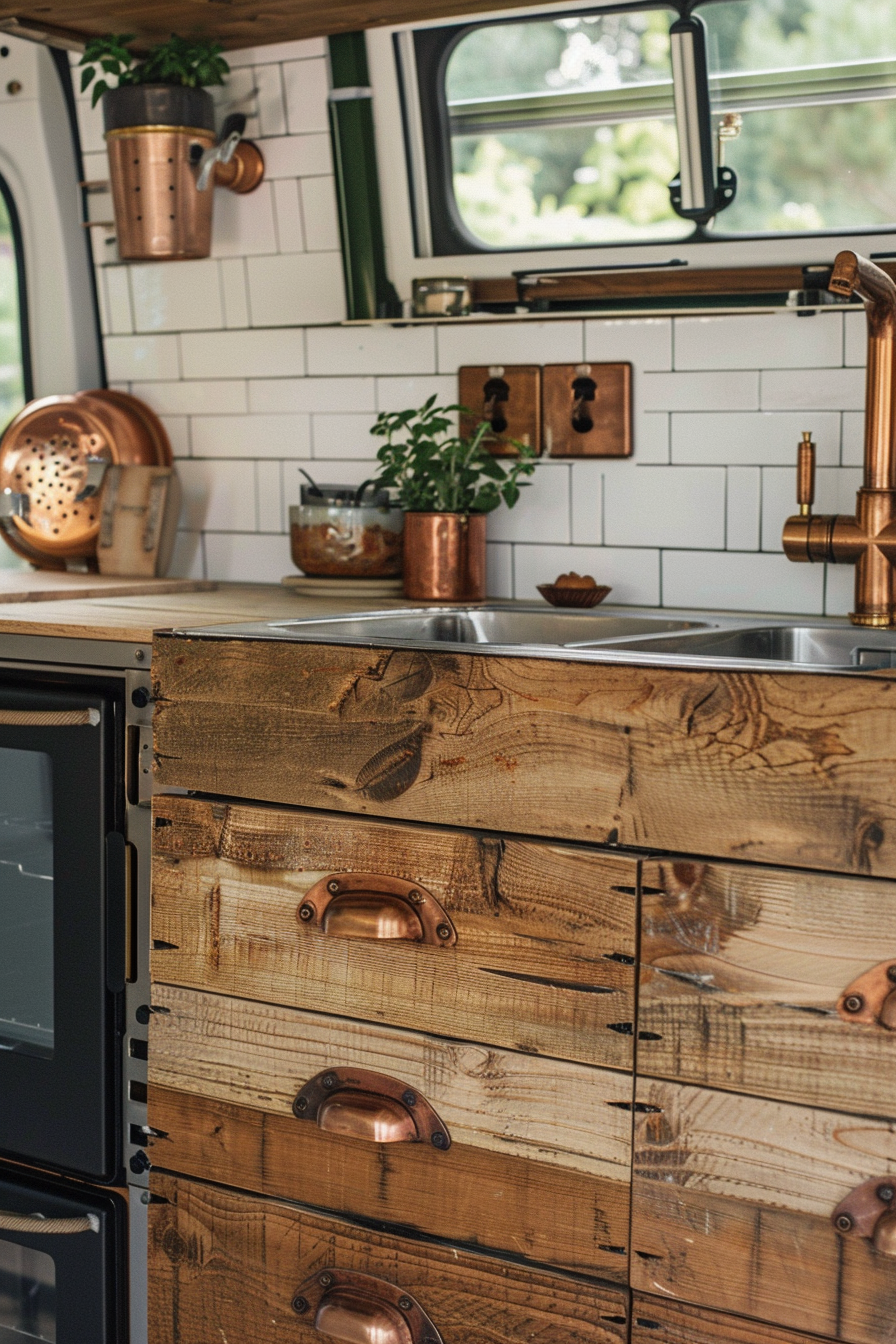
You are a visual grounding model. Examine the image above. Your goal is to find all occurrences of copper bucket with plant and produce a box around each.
[370,397,535,602]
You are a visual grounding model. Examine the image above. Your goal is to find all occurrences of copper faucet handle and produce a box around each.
[797,431,816,516]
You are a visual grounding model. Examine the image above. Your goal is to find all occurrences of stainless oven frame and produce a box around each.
[0,630,154,1344]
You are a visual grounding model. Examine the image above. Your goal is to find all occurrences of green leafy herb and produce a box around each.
[79,33,230,108]
[370,397,536,514]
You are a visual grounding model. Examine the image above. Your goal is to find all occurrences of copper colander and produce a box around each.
[0,390,172,564]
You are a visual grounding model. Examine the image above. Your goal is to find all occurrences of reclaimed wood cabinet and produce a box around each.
[149,632,896,1343]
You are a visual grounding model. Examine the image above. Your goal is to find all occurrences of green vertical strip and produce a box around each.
[328,32,401,321]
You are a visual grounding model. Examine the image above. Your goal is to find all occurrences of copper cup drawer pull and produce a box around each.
[297,873,457,946]
[837,959,896,1028]
[292,1068,451,1151]
[833,1177,896,1254]
[292,1269,444,1344]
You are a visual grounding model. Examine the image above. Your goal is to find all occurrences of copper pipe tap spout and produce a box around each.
[783,251,896,627]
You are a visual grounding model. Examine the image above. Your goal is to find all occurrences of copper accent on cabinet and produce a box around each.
[832,1175,896,1254]
[837,958,896,1029]
[543,362,632,458]
[292,1068,451,1149]
[458,365,542,457]
[292,1268,444,1344]
[298,872,457,946]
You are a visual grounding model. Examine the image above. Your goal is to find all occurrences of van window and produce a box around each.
[416,0,896,253]
[0,180,27,429]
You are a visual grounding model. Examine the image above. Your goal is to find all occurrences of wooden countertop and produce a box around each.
[0,580,408,643]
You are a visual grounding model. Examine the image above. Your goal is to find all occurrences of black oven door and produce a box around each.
[0,1163,126,1343]
[0,682,123,1182]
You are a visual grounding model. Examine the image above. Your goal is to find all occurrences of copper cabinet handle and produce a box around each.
[296,873,456,946]
[833,1177,896,1254]
[292,1269,444,1344]
[0,1210,99,1234]
[837,959,896,1029]
[293,1068,451,1150]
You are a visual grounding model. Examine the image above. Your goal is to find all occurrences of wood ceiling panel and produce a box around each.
[0,0,504,49]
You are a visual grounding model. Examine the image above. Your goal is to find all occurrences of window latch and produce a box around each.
[668,14,738,225]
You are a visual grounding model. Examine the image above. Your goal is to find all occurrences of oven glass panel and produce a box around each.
[0,1240,56,1341]
[0,749,54,1057]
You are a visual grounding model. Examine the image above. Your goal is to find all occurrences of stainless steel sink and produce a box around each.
[262,606,709,647]
[596,625,896,669]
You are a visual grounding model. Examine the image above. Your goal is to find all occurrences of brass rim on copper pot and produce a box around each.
[402,512,487,603]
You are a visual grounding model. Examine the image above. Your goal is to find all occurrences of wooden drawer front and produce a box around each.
[148,985,633,1279]
[631,1079,896,1344]
[151,796,639,1069]
[148,1173,630,1344]
[637,858,896,1115]
[153,634,896,878]
[632,1297,839,1344]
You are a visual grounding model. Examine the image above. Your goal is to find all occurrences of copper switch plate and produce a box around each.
[543,362,632,458]
[458,364,542,457]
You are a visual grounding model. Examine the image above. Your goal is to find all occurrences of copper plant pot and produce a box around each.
[403,512,486,602]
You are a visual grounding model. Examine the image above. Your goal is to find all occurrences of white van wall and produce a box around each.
[73,37,866,619]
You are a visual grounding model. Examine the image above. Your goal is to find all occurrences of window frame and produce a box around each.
[366,0,896,300]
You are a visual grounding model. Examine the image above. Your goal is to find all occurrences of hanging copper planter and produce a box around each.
[102,85,264,262]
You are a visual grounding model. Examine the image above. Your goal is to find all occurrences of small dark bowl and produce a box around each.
[537,583,612,609]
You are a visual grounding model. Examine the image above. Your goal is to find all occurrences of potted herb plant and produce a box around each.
[79,35,257,261]
[371,397,536,602]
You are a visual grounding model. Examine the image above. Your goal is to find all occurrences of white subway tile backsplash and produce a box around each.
[603,465,725,549]
[760,367,865,411]
[674,312,843,370]
[167,531,205,581]
[260,134,332,178]
[311,413,379,459]
[159,415,190,459]
[132,380,248,416]
[254,63,287,138]
[825,563,855,617]
[284,58,329,135]
[105,334,180,382]
[256,460,284,531]
[250,377,376,413]
[204,531,291,583]
[307,326,436,377]
[842,411,864,466]
[213,68,260,138]
[760,466,862,553]
[181,328,305,379]
[570,462,603,545]
[436,321,583,373]
[637,413,670,464]
[130,260,223,332]
[584,317,672,370]
[662,549,825,614]
[212,182,278,257]
[641,371,759,411]
[488,463,571,544]
[220,258,250,329]
[514,544,661,605]
[247,252,345,326]
[844,311,866,366]
[375,376,457,411]
[671,411,840,466]
[177,459,257,531]
[272,179,305,253]
[726,466,761,551]
[487,542,513,599]
[104,267,133,335]
[300,177,340,251]
[192,413,310,459]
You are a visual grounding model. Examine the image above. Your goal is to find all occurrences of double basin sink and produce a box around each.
[197,604,896,673]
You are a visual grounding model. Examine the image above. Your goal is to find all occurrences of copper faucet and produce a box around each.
[783,250,896,627]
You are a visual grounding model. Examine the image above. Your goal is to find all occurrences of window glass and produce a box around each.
[446,10,689,247]
[702,0,896,233]
[0,1241,56,1341]
[0,189,24,430]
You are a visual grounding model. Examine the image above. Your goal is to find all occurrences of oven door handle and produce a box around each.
[0,1210,100,1234]
[106,832,128,995]
[0,708,101,727]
